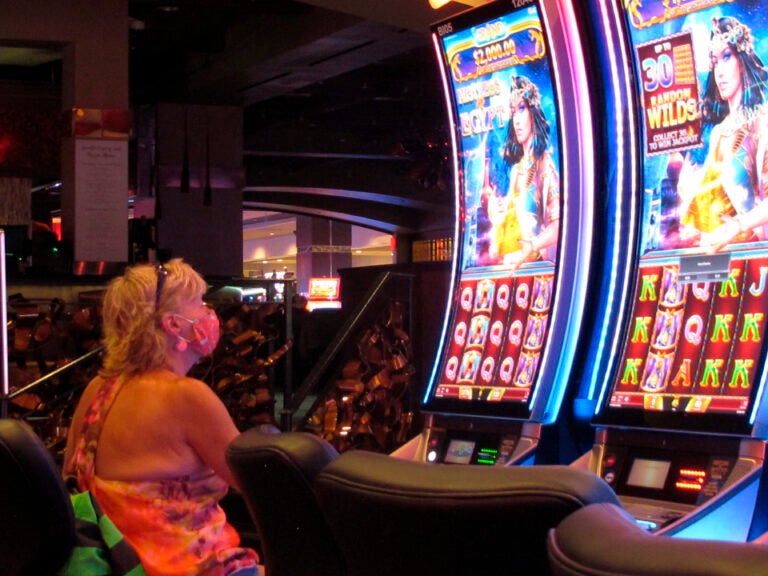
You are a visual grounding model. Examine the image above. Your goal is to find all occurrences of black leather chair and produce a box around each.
[547,502,768,576]
[226,430,344,576]
[313,450,622,576]
[0,418,75,576]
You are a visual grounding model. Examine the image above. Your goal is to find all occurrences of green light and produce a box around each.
[476,458,495,465]
[52,247,59,253]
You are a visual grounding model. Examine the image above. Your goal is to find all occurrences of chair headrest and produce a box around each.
[312,450,620,576]
[228,429,339,480]
[548,502,768,576]
[0,418,75,575]
[316,450,619,505]
[226,430,343,576]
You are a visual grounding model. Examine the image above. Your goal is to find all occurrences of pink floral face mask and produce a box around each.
[175,309,220,356]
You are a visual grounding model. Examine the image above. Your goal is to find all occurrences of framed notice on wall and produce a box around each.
[74,139,128,263]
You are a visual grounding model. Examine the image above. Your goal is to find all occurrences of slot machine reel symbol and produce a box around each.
[458,350,481,383]
[514,354,536,388]
[460,286,474,311]
[531,276,552,312]
[468,315,489,347]
[444,356,459,381]
[524,316,545,350]
[496,283,510,311]
[508,320,523,346]
[479,356,495,383]
[454,321,468,347]
[489,320,504,347]
[653,311,681,350]
[515,282,530,309]
[499,357,514,384]
[474,279,494,313]
[661,266,684,307]
[640,354,670,393]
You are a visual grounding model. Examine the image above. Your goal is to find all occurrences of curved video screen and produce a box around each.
[423,0,593,421]
[595,0,768,435]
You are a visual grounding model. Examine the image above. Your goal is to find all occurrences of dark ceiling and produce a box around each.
[123,0,481,235]
[0,0,483,235]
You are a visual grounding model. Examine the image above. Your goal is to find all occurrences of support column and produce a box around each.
[153,103,244,276]
[0,0,130,273]
[0,178,31,276]
[59,2,130,271]
[295,216,351,295]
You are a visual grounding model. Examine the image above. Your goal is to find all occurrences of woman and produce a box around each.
[489,75,560,267]
[680,16,768,252]
[63,259,260,576]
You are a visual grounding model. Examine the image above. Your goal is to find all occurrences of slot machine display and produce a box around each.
[393,0,595,466]
[580,0,768,541]
[305,277,342,311]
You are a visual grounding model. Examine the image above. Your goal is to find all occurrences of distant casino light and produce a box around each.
[429,0,489,8]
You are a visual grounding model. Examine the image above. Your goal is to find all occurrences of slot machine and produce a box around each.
[393,0,596,466]
[576,0,768,541]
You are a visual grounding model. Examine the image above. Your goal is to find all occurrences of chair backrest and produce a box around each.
[226,430,344,576]
[547,502,768,576]
[0,418,75,576]
[313,450,622,576]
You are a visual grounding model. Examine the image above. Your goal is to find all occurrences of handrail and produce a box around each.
[1,230,8,418]
[0,346,104,416]
[281,270,414,431]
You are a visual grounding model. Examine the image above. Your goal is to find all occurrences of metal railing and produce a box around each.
[0,346,103,419]
[280,270,414,431]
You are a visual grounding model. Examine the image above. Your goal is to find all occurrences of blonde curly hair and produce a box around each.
[99,258,207,378]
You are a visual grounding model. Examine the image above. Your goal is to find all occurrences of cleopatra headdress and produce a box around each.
[709,17,754,58]
[510,78,540,108]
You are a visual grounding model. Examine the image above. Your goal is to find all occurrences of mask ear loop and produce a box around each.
[172,315,203,352]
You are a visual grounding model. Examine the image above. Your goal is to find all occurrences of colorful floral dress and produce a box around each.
[64,377,260,576]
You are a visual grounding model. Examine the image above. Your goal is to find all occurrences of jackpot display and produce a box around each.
[422,0,594,422]
[595,0,768,436]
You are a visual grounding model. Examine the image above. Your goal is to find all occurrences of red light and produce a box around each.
[675,481,702,491]
[0,134,13,162]
[51,216,62,241]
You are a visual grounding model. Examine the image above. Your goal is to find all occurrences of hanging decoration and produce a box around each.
[180,107,190,194]
[203,127,212,206]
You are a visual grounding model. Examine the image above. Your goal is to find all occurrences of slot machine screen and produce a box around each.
[308,277,341,300]
[444,439,477,464]
[422,0,593,421]
[594,0,768,435]
[626,458,672,490]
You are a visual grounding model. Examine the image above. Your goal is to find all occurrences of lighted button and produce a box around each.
[635,519,658,531]
[604,455,617,468]
[427,450,438,463]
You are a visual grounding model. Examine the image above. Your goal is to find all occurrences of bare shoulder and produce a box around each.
[167,374,225,408]
[161,375,241,485]
[160,375,233,426]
